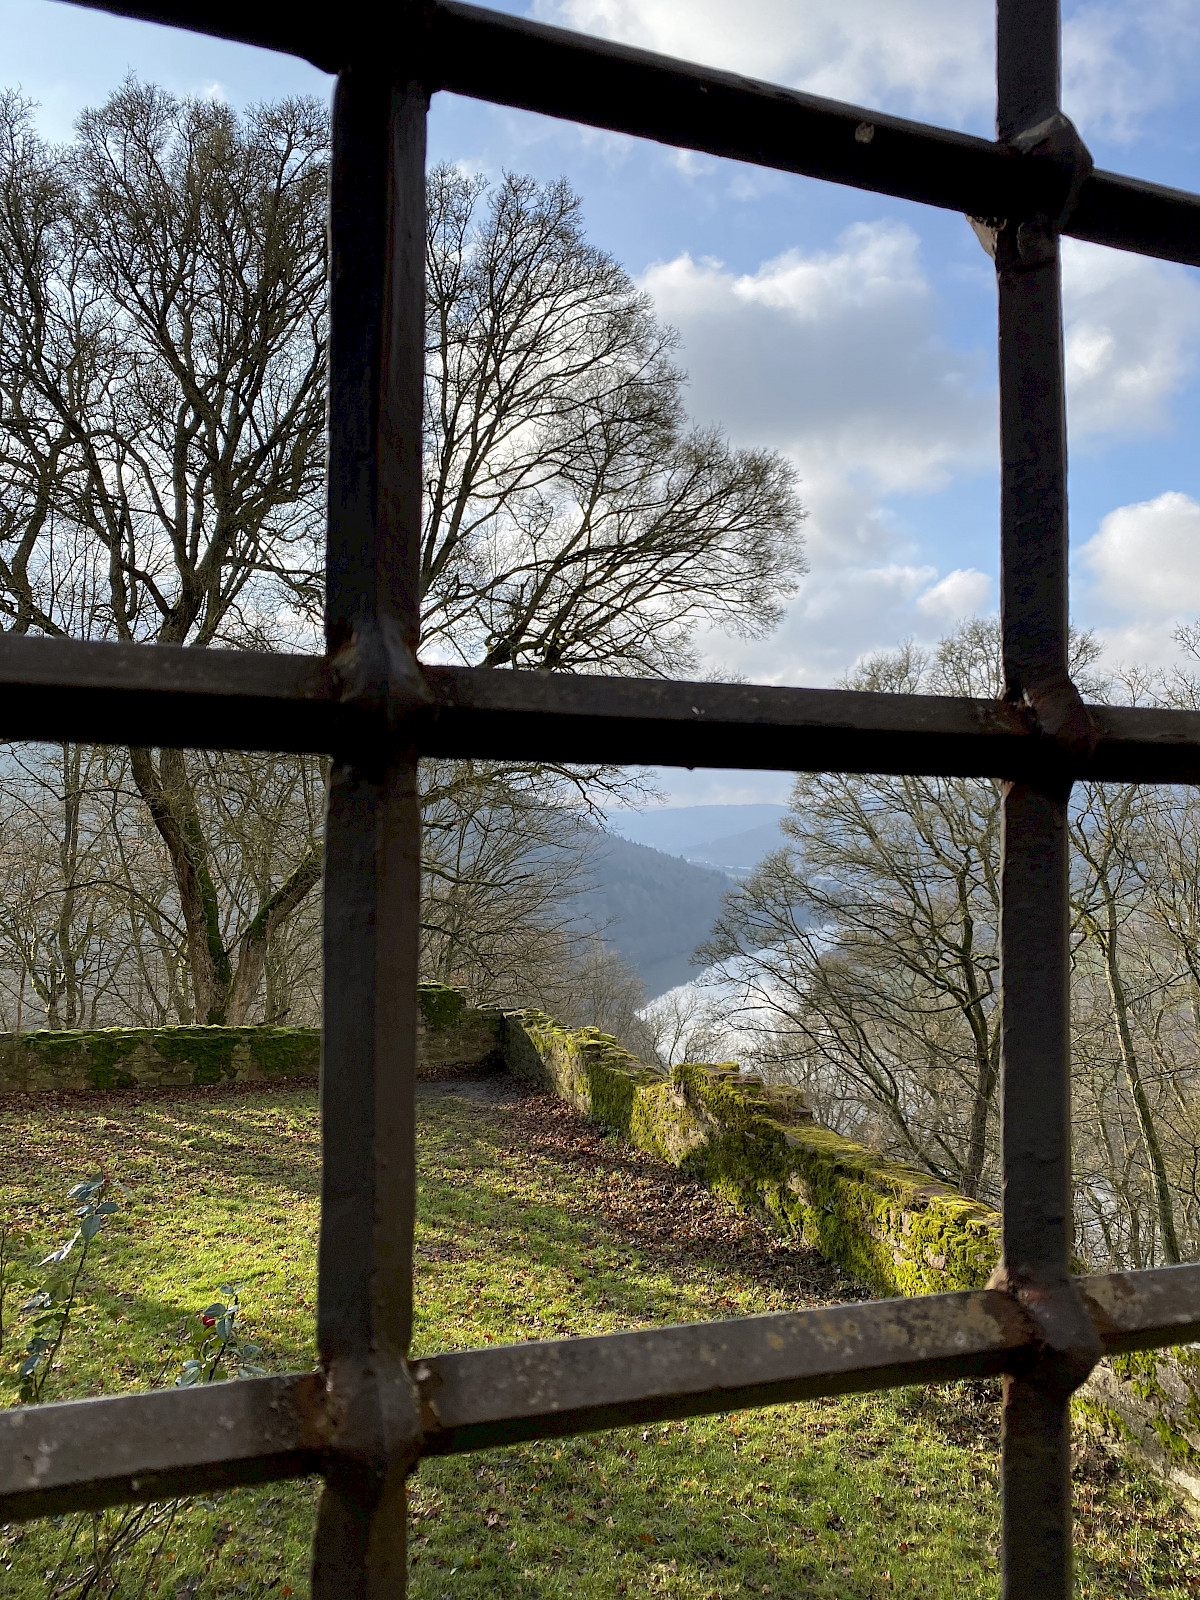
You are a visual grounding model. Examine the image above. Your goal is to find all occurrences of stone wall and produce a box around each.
[501,1011,1000,1297]
[415,985,505,1076]
[0,983,503,1093]
[502,1008,1200,1512]
[0,1026,319,1092]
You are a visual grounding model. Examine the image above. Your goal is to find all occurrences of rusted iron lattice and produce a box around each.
[3,0,1200,1594]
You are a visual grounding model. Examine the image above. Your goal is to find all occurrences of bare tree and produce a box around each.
[421,168,805,676]
[1072,781,1183,1263]
[701,622,1104,1206]
[700,631,1008,1198]
[0,84,328,1022]
[0,91,805,1024]
[640,984,735,1068]
[420,759,594,1006]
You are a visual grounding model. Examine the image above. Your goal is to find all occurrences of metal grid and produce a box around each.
[3,0,1200,1593]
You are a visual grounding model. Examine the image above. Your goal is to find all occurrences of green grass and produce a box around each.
[1,1084,1198,1598]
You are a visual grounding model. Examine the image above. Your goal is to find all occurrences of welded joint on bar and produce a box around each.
[319,1355,424,1500]
[967,111,1093,267]
[989,1270,1103,1397]
[329,616,431,735]
[1016,670,1099,767]
[1010,111,1094,234]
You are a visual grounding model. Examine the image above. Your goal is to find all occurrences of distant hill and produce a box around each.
[683,818,787,876]
[604,803,789,880]
[572,832,734,998]
[606,803,787,857]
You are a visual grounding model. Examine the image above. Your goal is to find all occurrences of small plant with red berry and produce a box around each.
[176,1283,268,1386]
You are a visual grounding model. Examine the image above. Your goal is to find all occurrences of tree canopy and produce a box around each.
[0,83,806,1025]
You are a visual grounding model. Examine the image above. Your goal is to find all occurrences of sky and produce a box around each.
[8,0,1200,805]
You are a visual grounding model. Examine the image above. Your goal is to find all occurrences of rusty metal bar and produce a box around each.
[4,0,1197,1593]
[0,1374,328,1523]
[415,1262,1200,1454]
[431,1,1022,216]
[310,65,428,1599]
[417,668,1200,784]
[997,789,1093,1597]
[52,1,1200,267]
[993,3,1098,1594]
[1081,1262,1200,1351]
[1070,170,1200,268]
[5,1261,1200,1524]
[415,1291,1034,1453]
[11,639,1200,784]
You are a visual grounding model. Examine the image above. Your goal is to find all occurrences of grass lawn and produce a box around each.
[0,1079,1197,1598]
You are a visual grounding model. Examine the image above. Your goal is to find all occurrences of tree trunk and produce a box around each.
[223,845,322,1025]
[957,900,997,1200]
[1097,894,1182,1264]
[54,744,83,1029]
[127,746,231,1023]
[961,1025,1000,1201]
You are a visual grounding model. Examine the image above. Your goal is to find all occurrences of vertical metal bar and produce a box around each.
[996,0,1060,147]
[998,785,1074,1597]
[994,2,1093,1596]
[995,0,1068,709]
[312,64,428,1599]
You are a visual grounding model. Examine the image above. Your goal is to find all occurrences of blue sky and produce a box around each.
[9,0,1200,804]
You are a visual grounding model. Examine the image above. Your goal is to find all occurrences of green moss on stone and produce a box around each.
[151,1028,240,1085]
[85,1030,141,1090]
[247,1027,319,1079]
[1074,1394,1139,1447]
[418,984,467,1030]
[25,1030,91,1063]
[508,1018,1001,1300]
[1105,1350,1200,1471]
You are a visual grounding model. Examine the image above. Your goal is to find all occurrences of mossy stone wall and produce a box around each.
[502,1011,999,1297]
[502,1007,1200,1512]
[417,985,505,1075]
[7,983,1198,1507]
[0,985,504,1093]
[0,1026,320,1092]
[1078,1346,1200,1508]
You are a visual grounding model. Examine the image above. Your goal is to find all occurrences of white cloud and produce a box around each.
[634,225,1200,689]
[536,0,1200,137]
[641,222,993,504]
[1081,492,1200,620]
[1063,241,1200,439]
[917,568,992,621]
[640,221,1002,684]
[1063,0,1200,143]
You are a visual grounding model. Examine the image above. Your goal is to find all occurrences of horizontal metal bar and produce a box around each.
[421,666,1200,784]
[4,1264,1200,1520]
[7,635,1200,784]
[0,1373,328,1523]
[414,1290,1034,1453]
[1073,171,1200,268]
[1081,1262,1200,1353]
[0,634,344,753]
[55,0,1200,267]
[423,664,1033,775]
[431,3,1200,267]
[431,3,1024,219]
[413,1263,1200,1453]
